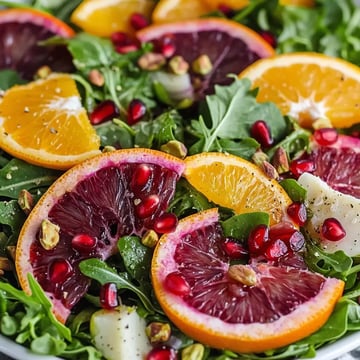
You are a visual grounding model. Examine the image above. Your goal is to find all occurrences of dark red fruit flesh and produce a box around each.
[139,31,264,99]
[100,282,119,309]
[173,222,325,323]
[311,146,360,199]
[30,162,180,311]
[321,218,346,242]
[146,347,177,360]
[0,22,74,79]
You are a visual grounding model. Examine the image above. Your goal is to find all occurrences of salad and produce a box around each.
[0,0,360,359]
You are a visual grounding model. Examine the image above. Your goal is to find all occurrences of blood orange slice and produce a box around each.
[136,18,275,99]
[310,134,360,199]
[0,8,75,79]
[16,148,185,323]
[151,208,345,353]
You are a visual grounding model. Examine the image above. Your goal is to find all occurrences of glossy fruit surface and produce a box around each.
[137,18,275,99]
[311,135,360,199]
[0,74,101,170]
[70,0,155,37]
[151,208,344,353]
[239,52,360,128]
[16,148,185,322]
[184,152,292,225]
[0,8,74,79]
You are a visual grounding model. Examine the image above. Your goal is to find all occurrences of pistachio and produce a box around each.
[39,219,60,250]
[168,55,189,75]
[181,343,205,360]
[261,160,279,180]
[312,117,333,130]
[192,54,213,75]
[138,52,166,71]
[145,322,171,344]
[228,264,257,286]
[272,147,289,174]
[36,65,51,79]
[88,69,105,87]
[141,230,159,248]
[252,150,269,166]
[160,140,188,159]
[102,145,116,153]
[0,257,12,272]
[18,189,34,215]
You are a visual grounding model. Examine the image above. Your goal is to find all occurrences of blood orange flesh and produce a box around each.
[0,8,75,79]
[152,208,344,353]
[311,135,360,198]
[136,18,274,99]
[16,149,185,323]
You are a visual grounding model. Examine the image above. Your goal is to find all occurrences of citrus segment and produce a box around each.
[184,152,292,224]
[0,74,101,170]
[70,0,155,37]
[239,52,360,128]
[16,148,185,322]
[151,208,345,353]
[203,0,249,10]
[137,18,275,99]
[152,0,212,24]
[0,8,75,79]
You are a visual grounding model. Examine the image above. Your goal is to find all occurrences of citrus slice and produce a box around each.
[184,152,292,224]
[0,73,101,170]
[16,148,185,323]
[70,0,155,37]
[0,8,75,79]
[151,208,345,353]
[152,0,212,24]
[203,0,249,10]
[239,52,360,128]
[137,18,275,99]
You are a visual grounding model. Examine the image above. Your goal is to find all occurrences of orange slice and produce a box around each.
[184,152,292,225]
[16,148,185,322]
[239,52,360,129]
[152,208,345,353]
[152,0,212,24]
[70,0,155,37]
[0,74,101,170]
[203,0,249,10]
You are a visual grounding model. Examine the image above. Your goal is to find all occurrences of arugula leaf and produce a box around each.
[0,70,26,90]
[79,258,157,314]
[279,178,307,202]
[0,158,61,199]
[188,77,287,155]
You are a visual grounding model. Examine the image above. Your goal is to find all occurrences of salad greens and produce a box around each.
[0,0,360,359]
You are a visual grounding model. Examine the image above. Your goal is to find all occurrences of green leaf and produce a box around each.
[79,258,157,314]
[30,333,67,355]
[0,200,26,236]
[0,158,61,199]
[189,77,287,155]
[279,178,307,202]
[221,212,270,240]
[0,69,26,90]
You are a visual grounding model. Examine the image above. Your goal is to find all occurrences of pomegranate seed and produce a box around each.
[89,100,119,125]
[155,35,176,58]
[321,218,346,241]
[130,12,149,30]
[71,234,97,252]
[222,239,248,259]
[100,283,119,309]
[218,5,235,17]
[146,347,177,360]
[111,31,131,47]
[313,128,338,146]
[259,30,277,48]
[247,224,269,255]
[132,164,153,189]
[153,213,178,234]
[289,158,316,178]
[269,222,297,242]
[164,272,191,297]
[288,230,305,252]
[264,239,288,260]
[127,98,147,125]
[250,120,273,148]
[136,194,160,218]
[115,44,139,54]
[287,202,307,226]
[49,259,72,283]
